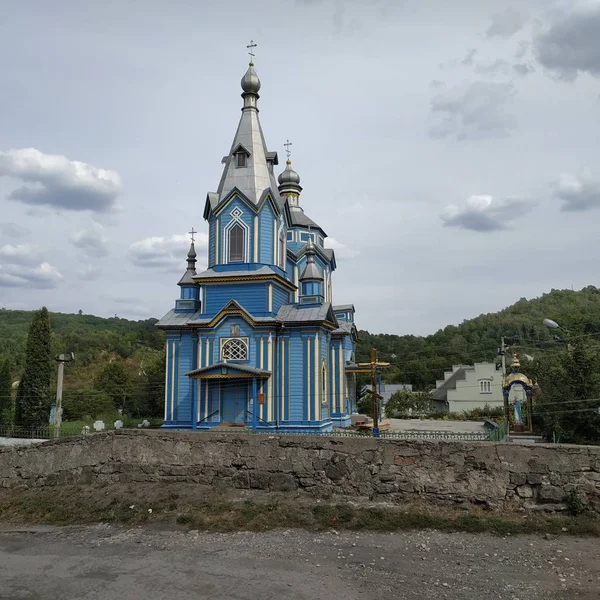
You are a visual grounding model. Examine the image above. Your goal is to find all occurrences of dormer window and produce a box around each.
[233,144,250,169]
[236,152,247,168]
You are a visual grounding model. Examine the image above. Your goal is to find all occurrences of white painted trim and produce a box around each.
[253,215,258,262]
[294,265,299,302]
[215,219,219,264]
[170,340,175,421]
[267,333,273,422]
[164,342,170,421]
[220,337,249,361]
[331,346,336,412]
[268,284,273,313]
[314,333,319,420]
[307,338,311,420]
[224,209,250,264]
[338,345,344,414]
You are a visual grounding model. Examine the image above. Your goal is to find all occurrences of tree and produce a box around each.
[62,389,115,420]
[95,362,133,413]
[384,389,432,418]
[533,342,600,444]
[14,307,53,426]
[0,359,13,425]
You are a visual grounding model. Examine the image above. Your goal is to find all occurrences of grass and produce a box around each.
[0,485,598,537]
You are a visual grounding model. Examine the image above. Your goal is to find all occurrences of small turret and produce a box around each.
[175,232,201,312]
[299,239,324,306]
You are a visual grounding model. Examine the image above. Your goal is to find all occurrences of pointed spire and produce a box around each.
[214,55,278,204]
[300,239,323,282]
[178,237,198,287]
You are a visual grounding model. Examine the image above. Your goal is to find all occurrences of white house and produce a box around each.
[431,362,504,413]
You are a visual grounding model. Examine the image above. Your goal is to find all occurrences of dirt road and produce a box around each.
[0,524,598,599]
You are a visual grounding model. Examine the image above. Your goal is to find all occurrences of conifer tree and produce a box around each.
[14,307,53,426]
[0,359,13,425]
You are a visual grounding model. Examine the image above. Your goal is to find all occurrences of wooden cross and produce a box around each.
[284,139,293,160]
[188,227,196,243]
[246,40,257,62]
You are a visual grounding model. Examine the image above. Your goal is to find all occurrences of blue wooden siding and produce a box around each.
[272,284,290,313]
[258,202,275,265]
[204,283,267,316]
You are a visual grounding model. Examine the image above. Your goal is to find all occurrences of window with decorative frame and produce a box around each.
[479,380,492,394]
[221,337,249,361]
[228,223,245,262]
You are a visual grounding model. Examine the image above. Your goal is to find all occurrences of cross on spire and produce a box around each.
[188,227,197,244]
[246,40,257,63]
[284,139,293,160]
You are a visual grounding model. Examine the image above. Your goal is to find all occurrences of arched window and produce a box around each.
[229,223,245,262]
[222,338,248,361]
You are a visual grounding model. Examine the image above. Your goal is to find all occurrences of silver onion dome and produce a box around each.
[278,160,301,185]
[241,63,261,94]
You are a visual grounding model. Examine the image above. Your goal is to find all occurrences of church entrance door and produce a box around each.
[221,381,248,425]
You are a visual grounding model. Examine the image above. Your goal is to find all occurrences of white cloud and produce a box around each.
[486,7,528,38]
[324,237,359,260]
[129,233,208,269]
[0,244,38,266]
[0,262,63,288]
[0,147,122,212]
[76,265,102,280]
[430,81,517,141]
[440,195,534,232]
[70,224,109,257]
[534,5,600,81]
[552,172,600,212]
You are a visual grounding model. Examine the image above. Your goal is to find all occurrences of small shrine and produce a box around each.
[503,354,534,433]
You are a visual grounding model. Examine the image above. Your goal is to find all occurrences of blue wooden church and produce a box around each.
[156,57,358,432]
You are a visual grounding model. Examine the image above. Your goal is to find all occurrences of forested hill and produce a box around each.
[2,285,600,393]
[357,286,600,389]
[0,309,163,389]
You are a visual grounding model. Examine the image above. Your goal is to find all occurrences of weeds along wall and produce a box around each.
[1,430,599,512]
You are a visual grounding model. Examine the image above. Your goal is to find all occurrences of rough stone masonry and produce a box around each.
[1,430,599,512]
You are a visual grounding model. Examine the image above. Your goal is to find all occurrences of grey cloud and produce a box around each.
[129,233,208,269]
[440,195,534,232]
[76,265,102,281]
[0,222,30,238]
[474,59,511,76]
[515,41,529,60]
[70,226,109,257]
[486,7,528,38]
[553,172,600,212]
[0,148,122,212]
[461,48,477,66]
[513,62,535,76]
[0,262,63,289]
[534,6,600,81]
[430,81,516,141]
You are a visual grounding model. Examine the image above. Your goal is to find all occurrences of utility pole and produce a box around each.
[54,353,74,439]
[358,348,389,438]
[500,337,509,423]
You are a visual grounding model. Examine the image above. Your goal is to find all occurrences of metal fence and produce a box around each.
[1,421,507,443]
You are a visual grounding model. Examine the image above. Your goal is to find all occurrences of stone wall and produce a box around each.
[1,430,599,512]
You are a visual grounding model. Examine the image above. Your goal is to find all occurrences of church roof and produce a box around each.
[155,309,204,328]
[288,206,326,235]
[212,62,281,207]
[276,302,337,328]
[186,362,271,379]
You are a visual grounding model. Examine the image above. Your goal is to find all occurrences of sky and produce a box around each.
[0,0,599,336]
